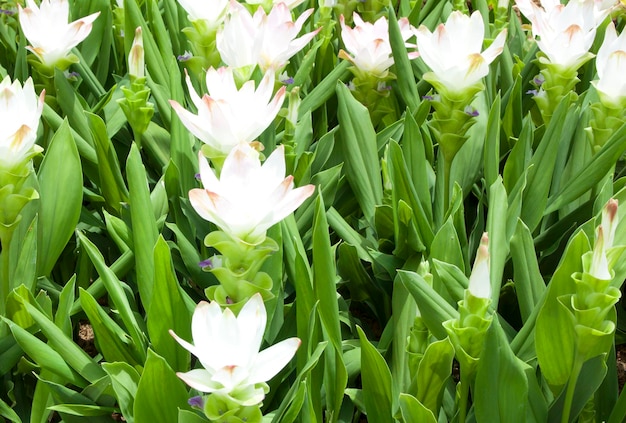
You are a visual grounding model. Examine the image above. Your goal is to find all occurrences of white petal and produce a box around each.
[177,369,221,393]
[248,338,301,384]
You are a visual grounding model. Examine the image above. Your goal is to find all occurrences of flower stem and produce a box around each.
[0,229,14,337]
[458,364,471,423]
[561,354,584,423]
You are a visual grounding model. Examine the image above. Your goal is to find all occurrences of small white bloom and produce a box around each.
[128,27,144,79]
[515,0,612,70]
[18,0,100,67]
[339,13,418,78]
[468,233,491,299]
[170,67,286,156]
[414,11,506,96]
[217,1,319,72]
[177,0,229,28]
[590,199,619,280]
[189,143,315,244]
[0,76,45,170]
[170,294,301,405]
[592,22,626,107]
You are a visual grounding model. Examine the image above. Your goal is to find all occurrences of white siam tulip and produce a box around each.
[468,233,491,300]
[170,294,301,405]
[189,143,315,245]
[592,22,626,107]
[339,13,418,78]
[128,27,144,79]
[0,76,45,170]
[170,67,286,157]
[245,0,307,10]
[589,199,619,280]
[515,0,613,70]
[177,0,229,28]
[217,1,318,73]
[414,11,506,97]
[18,0,100,68]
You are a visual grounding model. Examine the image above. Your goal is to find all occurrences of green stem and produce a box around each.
[458,365,471,423]
[561,354,584,423]
[443,154,452,215]
[0,229,14,336]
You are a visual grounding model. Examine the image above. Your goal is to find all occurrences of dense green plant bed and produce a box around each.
[1,0,626,422]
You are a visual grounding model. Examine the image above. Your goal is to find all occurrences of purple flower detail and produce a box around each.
[533,75,545,86]
[66,71,80,79]
[177,51,193,62]
[0,9,15,15]
[195,172,201,181]
[281,77,294,85]
[188,396,204,408]
[526,89,538,96]
[422,95,434,101]
[464,106,479,117]
[198,258,213,269]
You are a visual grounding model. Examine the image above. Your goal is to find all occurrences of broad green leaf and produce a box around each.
[10,295,105,383]
[474,319,528,423]
[486,177,508,307]
[126,143,159,309]
[484,95,501,189]
[147,236,192,372]
[357,326,393,423]
[511,219,545,323]
[388,8,419,111]
[535,230,590,392]
[415,337,454,415]
[336,82,383,224]
[397,393,437,423]
[134,349,190,423]
[1,317,84,387]
[398,270,458,340]
[77,232,147,359]
[79,288,142,366]
[37,119,82,276]
[47,404,117,417]
[0,396,21,423]
[103,362,141,423]
[312,192,347,423]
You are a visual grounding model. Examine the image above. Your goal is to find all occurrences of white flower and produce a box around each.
[189,143,315,244]
[590,199,619,280]
[177,0,229,28]
[515,0,613,70]
[18,0,100,67]
[592,22,626,107]
[170,294,301,405]
[170,67,286,157]
[468,233,491,299]
[245,0,307,10]
[128,27,144,79]
[338,13,418,78]
[217,1,318,72]
[414,11,506,96]
[0,76,45,170]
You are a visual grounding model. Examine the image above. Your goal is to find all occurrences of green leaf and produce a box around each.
[103,362,141,423]
[415,337,454,415]
[77,232,147,360]
[510,219,545,323]
[336,82,383,224]
[0,396,21,423]
[126,143,159,310]
[398,270,458,340]
[474,319,529,423]
[47,404,117,417]
[397,393,437,423]
[10,295,106,383]
[388,8,419,111]
[37,119,82,276]
[1,317,84,387]
[535,230,590,392]
[79,288,142,366]
[134,349,190,423]
[546,122,626,213]
[147,236,192,372]
[357,326,393,423]
[484,95,502,189]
